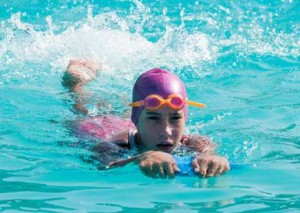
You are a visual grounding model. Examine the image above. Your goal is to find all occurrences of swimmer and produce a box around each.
[62,60,230,178]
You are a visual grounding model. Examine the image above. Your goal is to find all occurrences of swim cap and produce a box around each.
[131,68,188,124]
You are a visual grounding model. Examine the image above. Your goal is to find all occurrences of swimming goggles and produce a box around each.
[129,94,206,110]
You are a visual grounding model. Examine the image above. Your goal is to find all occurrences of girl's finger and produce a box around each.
[163,163,174,178]
[206,162,218,177]
[192,158,200,173]
[198,159,209,177]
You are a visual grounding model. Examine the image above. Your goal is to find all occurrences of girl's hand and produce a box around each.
[192,155,230,178]
[137,151,180,179]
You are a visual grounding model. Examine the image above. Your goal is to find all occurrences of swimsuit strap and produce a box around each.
[128,129,138,150]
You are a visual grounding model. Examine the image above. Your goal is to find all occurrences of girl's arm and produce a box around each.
[92,140,134,169]
[62,59,101,115]
[92,132,179,178]
[91,130,137,169]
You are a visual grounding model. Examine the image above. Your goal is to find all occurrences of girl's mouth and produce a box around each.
[156,143,173,151]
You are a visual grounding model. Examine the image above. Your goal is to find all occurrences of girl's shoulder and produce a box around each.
[108,129,138,149]
[104,130,132,147]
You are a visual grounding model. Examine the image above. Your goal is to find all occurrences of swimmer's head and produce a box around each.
[130,68,188,124]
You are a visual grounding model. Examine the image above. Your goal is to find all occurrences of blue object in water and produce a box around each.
[173,155,195,176]
[173,155,244,176]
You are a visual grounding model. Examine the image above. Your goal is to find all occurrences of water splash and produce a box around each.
[1,1,298,86]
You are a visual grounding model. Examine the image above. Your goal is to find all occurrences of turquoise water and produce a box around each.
[1,0,299,212]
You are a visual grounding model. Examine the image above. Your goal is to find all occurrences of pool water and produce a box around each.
[1,0,300,212]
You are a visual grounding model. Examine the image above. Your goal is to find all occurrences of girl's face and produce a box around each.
[136,105,185,153]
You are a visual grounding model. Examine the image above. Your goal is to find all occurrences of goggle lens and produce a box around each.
[170,96,184,108]
[145,96,161,108]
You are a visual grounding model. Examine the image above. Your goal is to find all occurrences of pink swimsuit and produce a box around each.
[75,115,135,140]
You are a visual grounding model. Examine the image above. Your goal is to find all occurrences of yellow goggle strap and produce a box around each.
[186,100,206,108]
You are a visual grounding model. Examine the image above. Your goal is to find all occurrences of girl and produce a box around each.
[63,60,230,178]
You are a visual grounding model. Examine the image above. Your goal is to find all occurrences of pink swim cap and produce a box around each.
[131,68,188,124]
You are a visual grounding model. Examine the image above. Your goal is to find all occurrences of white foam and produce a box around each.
[0,3,298,85]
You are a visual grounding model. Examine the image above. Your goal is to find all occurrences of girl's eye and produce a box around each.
[147,116,160,120]
[171,115,182,121]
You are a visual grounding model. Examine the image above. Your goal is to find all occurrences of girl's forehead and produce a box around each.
[142,106,184,115]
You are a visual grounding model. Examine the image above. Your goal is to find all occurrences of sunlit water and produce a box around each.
[1,0,299,212]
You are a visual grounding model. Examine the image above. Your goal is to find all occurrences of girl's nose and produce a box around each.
[159,121,172,137]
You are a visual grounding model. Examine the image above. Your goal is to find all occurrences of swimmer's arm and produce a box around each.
[92,141,135,169]
[93,143,180,178]
[92,145,142,169]
[108,151,180,179]
[92,131,137,168]
[107,155,141,167]
[181,134,216,154]
[62,59,101,115]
